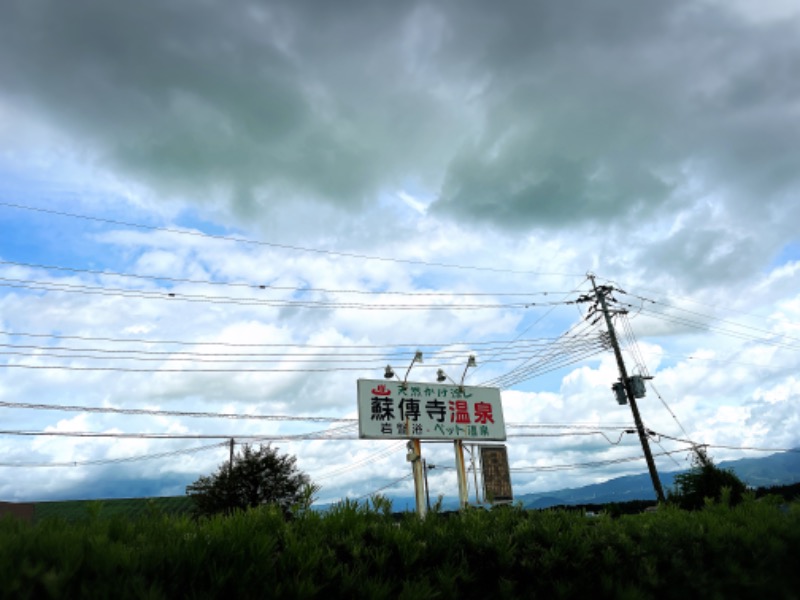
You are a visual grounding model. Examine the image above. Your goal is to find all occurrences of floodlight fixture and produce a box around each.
[402,351,423,387]
[436,369,447,383]
[384,365,395,380]
[459,355,477,390]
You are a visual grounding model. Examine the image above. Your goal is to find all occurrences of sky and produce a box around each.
[1,0,799,506]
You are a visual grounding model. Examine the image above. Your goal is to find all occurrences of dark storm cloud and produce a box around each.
[1,0,799,240]
[0,0,458,214]
[429,1,800,231]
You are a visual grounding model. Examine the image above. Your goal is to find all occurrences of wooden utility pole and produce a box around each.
[229,438,235,471]
[589,275,665,503]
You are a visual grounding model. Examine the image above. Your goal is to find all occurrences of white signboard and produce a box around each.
[357,379,506,441]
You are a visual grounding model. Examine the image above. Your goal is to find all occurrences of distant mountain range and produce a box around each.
[516,448,800,509]
[381,449,800,511]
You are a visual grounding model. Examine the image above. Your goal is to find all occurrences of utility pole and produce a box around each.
[229,438,235,471]
[589,275,665,503]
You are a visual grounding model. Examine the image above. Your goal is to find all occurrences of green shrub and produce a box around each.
[670,463,748,510]
[0,498,798,599]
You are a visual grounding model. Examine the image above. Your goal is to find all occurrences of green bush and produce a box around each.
[1,497,798,599]
[669,462,748,510]
[187,444,316,518]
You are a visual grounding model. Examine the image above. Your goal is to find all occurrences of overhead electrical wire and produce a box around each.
[0,201,586,277]
[0,347,571,365]
[0,327,606,374]
[467,276,591,382]
[633,307,800,353]
[482,346,608,390]
[601,275,800,330]
[648,431,800,454]
[0,397,640,435]
[0,427,638,443]
[0,277,566,311]
[314,442,407,481]
[356,473,415,501]
[0,329,582,350]
[506,430,629,444]
[618,312,650,378]
[0,259,574,298]
[0,338,595,361]
[508,448,692,472]
[0,424,358,441]
[480,320,610,389]
[0,400,355,423]
[647,382,691,440]
[612,288,800,350]
[0,355,527,373]
[0,441,228,468]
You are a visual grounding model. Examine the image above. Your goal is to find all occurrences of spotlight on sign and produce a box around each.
[402,351,424,387]
[459,355,477,390]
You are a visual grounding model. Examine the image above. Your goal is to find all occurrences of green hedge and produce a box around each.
[1,497,798,599]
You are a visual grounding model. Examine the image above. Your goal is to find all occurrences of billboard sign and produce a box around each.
[481,445,513,504]
[357,379,506,441]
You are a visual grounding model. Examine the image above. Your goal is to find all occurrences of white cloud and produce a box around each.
[0,0,798,504]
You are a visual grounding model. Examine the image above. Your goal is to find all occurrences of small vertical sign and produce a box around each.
[481,445,513,504]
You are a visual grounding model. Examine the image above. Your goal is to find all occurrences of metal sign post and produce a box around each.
[454,440,469,510]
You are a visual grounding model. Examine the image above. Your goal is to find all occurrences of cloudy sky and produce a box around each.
[1,0,799,505]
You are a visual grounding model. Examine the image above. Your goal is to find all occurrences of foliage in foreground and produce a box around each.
[669,450,748,510]
[186,443,316,517]
[1,496,798,599]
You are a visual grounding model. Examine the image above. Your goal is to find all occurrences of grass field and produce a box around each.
[32,496,194,523]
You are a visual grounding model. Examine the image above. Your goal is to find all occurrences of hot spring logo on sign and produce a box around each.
[357,379,506,441]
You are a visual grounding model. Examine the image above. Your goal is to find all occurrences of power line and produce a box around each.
[0,425,358,441]
[0,400,356,423]
[0,339,594,361]
[649,431,800,454]
[314,442,407,481]
[1,277,563,311]
[595,275,798,327]
[0,359,495,373]
[613,291,800,351]
[0,329,579,350]
[634,346,793,371]
[506,430,629,444]
[0,398,639,433]
[0,441,227,468]
[508,449,691,472]
[0,259,573,298]
[479,322,610,388]
[468,277,591,381]
[356,473,415,501]
[0,202,585,277]
[647,382,691,440]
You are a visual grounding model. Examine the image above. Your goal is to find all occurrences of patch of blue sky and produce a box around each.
[0,166,138,270]
[769,241,800,270]
[0,208,123,269]
[169,205,242,239]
